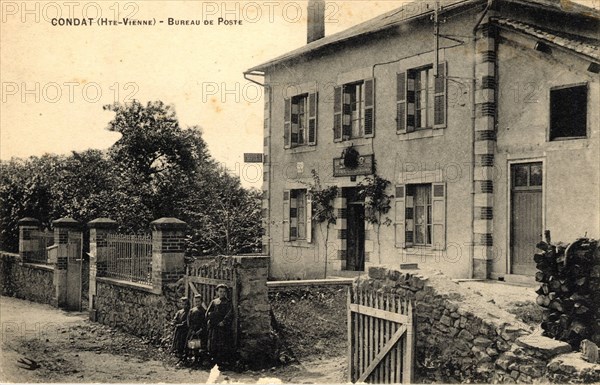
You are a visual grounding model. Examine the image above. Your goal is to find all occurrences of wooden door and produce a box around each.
[66,234,83,311]
[511,162,543,275]
[345,188,365,271]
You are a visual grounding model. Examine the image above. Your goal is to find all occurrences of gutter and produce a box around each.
[470,0,494,279]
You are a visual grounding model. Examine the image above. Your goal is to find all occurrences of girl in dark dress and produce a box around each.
[172,297,190,360]
[205,284,233,364]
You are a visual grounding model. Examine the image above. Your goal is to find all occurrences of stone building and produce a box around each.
[245,0,600,280]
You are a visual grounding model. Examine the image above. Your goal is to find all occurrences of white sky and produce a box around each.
[1,0,597,188]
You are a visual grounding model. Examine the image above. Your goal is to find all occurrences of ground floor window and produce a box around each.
[283,189,312,242]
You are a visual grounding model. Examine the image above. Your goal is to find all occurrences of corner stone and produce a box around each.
[516,335,572,359]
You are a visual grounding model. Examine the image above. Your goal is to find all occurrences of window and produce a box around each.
[282,189,313,242]
[284,92,318,148]
[550,84,587,140]
[415,66,434,129]
[394,183,446,250]
[397,62,447,133]
[334,78,375,141]
[512,162,543,189]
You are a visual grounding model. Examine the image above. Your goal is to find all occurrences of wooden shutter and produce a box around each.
[431,183,446,250]
[406,70,416,133]
[306,192,313,243]
[284,98,291,149]
[394,185,406,248]
[396,72,406,134]
[342,87,352,139]
[405,188,414,248]
[364,78,375,138]
[308,92,318,146]
[289,190,298,240]
[291,99,299,146]
[333,86,343,142]
[283,190,291,241]
[434,62,447,129]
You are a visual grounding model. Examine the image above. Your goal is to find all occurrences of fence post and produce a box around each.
[233,255,274,365]
[150,218,187,294]
[52,217,81,308]
[18,217,41,263]
[87,218,117,321]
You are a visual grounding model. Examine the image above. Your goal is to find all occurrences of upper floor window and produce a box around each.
[549,84,587,141]
[284,92,318,149]
[397,62,447,133]
[334,78,375,141]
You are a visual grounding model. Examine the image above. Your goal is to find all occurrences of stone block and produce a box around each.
[459,329,475,341]
[440,315,453,327]
[368,266,388,280]
[474,337,493,347]
[516,335,572,359]
[496,351,518,371]
[519,363,545,378]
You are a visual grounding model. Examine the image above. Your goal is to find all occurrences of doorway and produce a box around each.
[510,162,543,275]
[344,188,365,271]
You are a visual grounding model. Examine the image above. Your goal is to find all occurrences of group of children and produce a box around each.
[171,284,234,368]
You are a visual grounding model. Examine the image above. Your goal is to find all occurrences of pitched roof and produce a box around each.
[247,0,599,72]
[246,0,481,72]
[495,17,600,61]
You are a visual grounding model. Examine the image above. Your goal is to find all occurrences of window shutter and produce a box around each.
[396,72,407,134]
[394,185,406,248]
[289,190,298,241]
[364,78,375,138]
[333,86,343,142]
[406,70,416,133]
[405,190,414,248]
[431,183,446,250]
[434,61,447,129]
[284,98,291,149]
[283,190,290,241]
[308,92,318,146]
[306,192,313,243]
[342,87,352,139]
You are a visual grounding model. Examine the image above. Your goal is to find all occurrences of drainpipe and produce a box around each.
[470,0,493,279]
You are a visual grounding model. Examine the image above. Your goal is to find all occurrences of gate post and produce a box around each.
[18,217,41,263]
[88,218,117,320]
[52,217,81,308]
[150,218,187,294]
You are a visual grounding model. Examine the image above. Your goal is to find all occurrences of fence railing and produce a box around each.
[29,229,54,264]
[105,233,152,285]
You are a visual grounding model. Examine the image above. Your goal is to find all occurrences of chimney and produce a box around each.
[307,0,325,43]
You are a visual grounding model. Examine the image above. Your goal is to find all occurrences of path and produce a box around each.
[0,296,345,383]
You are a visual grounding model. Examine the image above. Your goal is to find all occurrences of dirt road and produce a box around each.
[0,296,345,383]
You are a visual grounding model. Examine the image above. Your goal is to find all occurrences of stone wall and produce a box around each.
[1,252,55,306]
[361,265,600,383]
[94,277,182,344]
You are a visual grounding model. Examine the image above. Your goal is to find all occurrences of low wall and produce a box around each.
[94,277,181,344]
[361,265,599,383]
[1,252,55,305]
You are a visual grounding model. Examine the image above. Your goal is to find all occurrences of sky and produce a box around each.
[1,0,597,188]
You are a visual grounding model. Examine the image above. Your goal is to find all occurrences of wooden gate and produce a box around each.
[185,257,239,347]
[348,286,415,384]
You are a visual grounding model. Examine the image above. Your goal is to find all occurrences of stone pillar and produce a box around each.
[234,255,273,365]
[150,218,187,294]
[18,217,41,262]
[87,218,117,320]
[472,20,498,279]
[52,217,81,307]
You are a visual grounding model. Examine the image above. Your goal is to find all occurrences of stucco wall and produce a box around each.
[1,252,55,306]
[266,10,480,279]
[493,33,600,275]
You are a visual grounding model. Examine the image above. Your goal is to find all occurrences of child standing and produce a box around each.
[205,284,233,365]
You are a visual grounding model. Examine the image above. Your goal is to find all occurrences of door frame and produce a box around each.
[506,157,546,275]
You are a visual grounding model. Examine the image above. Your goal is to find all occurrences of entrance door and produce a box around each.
[510,162,543,275]
[345,188,365,271]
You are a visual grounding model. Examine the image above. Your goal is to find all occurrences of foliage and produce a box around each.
[307,170,338,226]
[357,174,393,227]
[0,100,261,256]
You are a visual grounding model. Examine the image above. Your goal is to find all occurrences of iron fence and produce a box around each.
[105,233,153,285]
